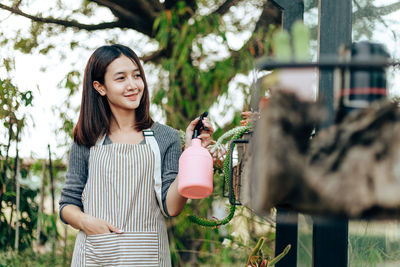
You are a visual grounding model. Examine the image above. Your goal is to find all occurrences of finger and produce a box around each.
[202,117,210,123]
[107,223,123,234]
[186,117,200,132]
[202,125,214,135]
[202,118,213,127]
[197,133,211,140]
[202,140,213,148]
[202,120,213,130]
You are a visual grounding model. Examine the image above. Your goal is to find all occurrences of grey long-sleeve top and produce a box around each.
[59,122,182,223]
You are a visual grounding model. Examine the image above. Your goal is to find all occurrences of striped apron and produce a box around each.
[71,130,171,267]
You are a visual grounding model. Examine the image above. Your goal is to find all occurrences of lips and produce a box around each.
[125,93,138,101]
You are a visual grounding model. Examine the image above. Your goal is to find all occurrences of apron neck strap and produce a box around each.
[142,129,168,217]
[95,134,107,146]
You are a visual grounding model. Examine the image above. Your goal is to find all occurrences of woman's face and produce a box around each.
[94,55,145,113]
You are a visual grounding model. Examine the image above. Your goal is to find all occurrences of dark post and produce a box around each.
[313,0,352,266]
[318,0,352,128]
[274,0,304,33]
[270,1,304,266]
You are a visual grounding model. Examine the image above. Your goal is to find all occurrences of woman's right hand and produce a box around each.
[80,214,123,235]
[61,204,122,235]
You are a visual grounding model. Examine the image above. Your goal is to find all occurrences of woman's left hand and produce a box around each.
[185,117,214,149]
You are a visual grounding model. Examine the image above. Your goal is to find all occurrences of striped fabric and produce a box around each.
[85,232,159,266]
[71,134,171,266]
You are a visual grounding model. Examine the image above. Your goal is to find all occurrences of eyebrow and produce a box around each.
[113,68,140,77]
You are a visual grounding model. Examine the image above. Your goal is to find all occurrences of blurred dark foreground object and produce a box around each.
[242,90,400,219]
[335,41,390,123]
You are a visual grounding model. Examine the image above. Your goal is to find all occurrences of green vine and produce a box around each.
[188,125,252,227]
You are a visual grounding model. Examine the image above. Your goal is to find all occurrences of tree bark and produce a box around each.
[36,161,46,252]
[48,144,55,215]
[14,154,20,250]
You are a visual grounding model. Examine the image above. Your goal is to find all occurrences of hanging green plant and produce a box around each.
[188,125,252,227]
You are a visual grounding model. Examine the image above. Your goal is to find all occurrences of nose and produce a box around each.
[127,76,137,90]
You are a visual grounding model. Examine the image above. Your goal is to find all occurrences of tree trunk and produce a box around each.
[14,156,20,250]
[48,144,55,215]
[48,144,57,259]
[36,161,46,252]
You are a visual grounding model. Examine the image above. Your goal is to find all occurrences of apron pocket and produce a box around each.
[85,232,159,266]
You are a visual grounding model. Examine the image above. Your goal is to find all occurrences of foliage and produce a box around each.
[151,4,260,128]
[0,231,75,267]
[2,0,400,265]
[0,60,62,252]
[304,0,400,42]
[0,0,279,130]
[53,70,82,148]
[188,125,251,227]
[0,63,36,250]
[246,237,290,267]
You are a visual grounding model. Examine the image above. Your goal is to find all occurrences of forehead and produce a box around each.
[106,55,139,74]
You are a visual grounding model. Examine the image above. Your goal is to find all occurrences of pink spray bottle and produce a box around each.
[178,112,214,199]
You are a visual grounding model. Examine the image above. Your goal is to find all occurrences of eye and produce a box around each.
[134,73,141,78]
[116,76,124,80]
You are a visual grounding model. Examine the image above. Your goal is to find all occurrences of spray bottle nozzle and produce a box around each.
[192,111,209,139]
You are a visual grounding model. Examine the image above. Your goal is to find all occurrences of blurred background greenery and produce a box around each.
[2,0,400,266]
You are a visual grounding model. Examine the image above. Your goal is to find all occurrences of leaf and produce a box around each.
[153,14,162,32]
[273,30,291,61]
[21,91,33,106]
[268,244,291,266]
[152,88,167,104]
[246,237,266,266]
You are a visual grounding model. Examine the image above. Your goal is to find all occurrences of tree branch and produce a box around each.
[90,0,159,35]
[373,1,400,17]
[353,1,400,19]
[140,49,165,63]
[147,0,164,12]
[213,0,242,16]
[96,0,159,20]
[90,0,143,21]
[254,1,282,31]
[0,3,122,31]
[133,0,159,19]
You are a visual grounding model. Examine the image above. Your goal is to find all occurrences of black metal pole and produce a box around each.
[313,0,352,266]
[270,1,304,266]
[317,0,352,128]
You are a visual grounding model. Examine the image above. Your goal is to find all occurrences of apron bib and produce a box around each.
[71,131,171,267]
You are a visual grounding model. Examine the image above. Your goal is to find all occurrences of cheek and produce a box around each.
[139,80,145,90]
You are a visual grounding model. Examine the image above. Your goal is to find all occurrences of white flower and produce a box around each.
[221,238,232,247]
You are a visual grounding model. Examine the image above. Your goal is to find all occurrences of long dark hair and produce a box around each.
[73,44,153,147]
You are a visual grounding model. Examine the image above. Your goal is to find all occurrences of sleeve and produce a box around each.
[161,130,182,217]
[58,142,90,224]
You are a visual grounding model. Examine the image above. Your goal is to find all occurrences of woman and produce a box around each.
[59,44,213,266]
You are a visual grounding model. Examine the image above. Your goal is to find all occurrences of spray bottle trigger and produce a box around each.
[192,111,209,139]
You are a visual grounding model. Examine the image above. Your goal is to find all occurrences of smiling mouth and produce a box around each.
[125,93,138,101]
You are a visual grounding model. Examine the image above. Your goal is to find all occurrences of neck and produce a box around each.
[109,108,136,133]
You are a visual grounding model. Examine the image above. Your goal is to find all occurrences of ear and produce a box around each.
[93,81,106,96]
